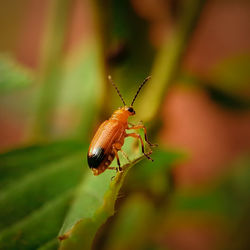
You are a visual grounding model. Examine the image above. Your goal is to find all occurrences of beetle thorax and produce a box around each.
[111,107,133,123]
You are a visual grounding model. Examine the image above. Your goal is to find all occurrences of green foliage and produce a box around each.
[2,0,250,249]
[0,141,85,249]
[0,141,181,250]
[58,158,141,250]
[136,0,206,122]
[211,54,250,99]
[58,146,180,249]
[103,194,155,250]
[180,55,250,109]
[0,0,202,248]
[0,55,33,94]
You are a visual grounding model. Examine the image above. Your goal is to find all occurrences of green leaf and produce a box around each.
[0,140,84,189]
[0,55,33,94]
[58,140,181,250]
[0,152,85,230]
[103,194,155,250]
[129,149,185,181]
[125,149,185,196]
[58,154,145,250]
[0,190,73,250]
[0,141,87,249]
[38,239,58,250]
[58,131,152,248]
[0,134,182,250]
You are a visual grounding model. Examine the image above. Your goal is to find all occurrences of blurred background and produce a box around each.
[0,0,250,249]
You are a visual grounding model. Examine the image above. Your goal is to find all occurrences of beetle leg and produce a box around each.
[127,125,158,147]
[126,133,153,161]
[112,145,122,171]
[120,148,131,163]
[107,167,117,170]
[128,122,135,128]
[128,120,143,126]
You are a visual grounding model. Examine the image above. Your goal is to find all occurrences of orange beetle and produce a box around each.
[87,76,156,176]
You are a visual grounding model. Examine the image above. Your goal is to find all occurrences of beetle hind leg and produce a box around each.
[126,133,154,162]
[127,124,158,148]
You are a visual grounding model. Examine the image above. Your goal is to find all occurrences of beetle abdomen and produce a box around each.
[87,147,105,169]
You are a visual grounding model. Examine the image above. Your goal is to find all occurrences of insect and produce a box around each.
[87,75,157,176]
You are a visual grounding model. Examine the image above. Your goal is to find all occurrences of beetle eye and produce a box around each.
[128,107,134,113]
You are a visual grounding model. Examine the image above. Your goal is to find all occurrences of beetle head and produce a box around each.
[126,106,136,115]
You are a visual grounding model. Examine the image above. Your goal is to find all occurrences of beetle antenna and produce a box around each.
[108,75,126,106]
[131,76,151,106]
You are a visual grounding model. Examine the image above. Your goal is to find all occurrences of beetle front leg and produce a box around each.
[127,125,157,147]
[126,133,153,161]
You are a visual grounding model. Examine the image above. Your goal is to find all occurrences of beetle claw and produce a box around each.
[147,141,158,147]
[144,151,154,161]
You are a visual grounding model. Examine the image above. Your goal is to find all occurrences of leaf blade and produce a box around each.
[59,155,144,250]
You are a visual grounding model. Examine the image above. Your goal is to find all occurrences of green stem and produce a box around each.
[34,0,72,140]
[137,0,206,122]
[75,0,109,140]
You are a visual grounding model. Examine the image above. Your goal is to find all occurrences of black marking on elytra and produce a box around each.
[87,147,106,169]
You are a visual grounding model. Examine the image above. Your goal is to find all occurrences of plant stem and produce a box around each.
[34,0,72,140]
[137,0,206,122]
